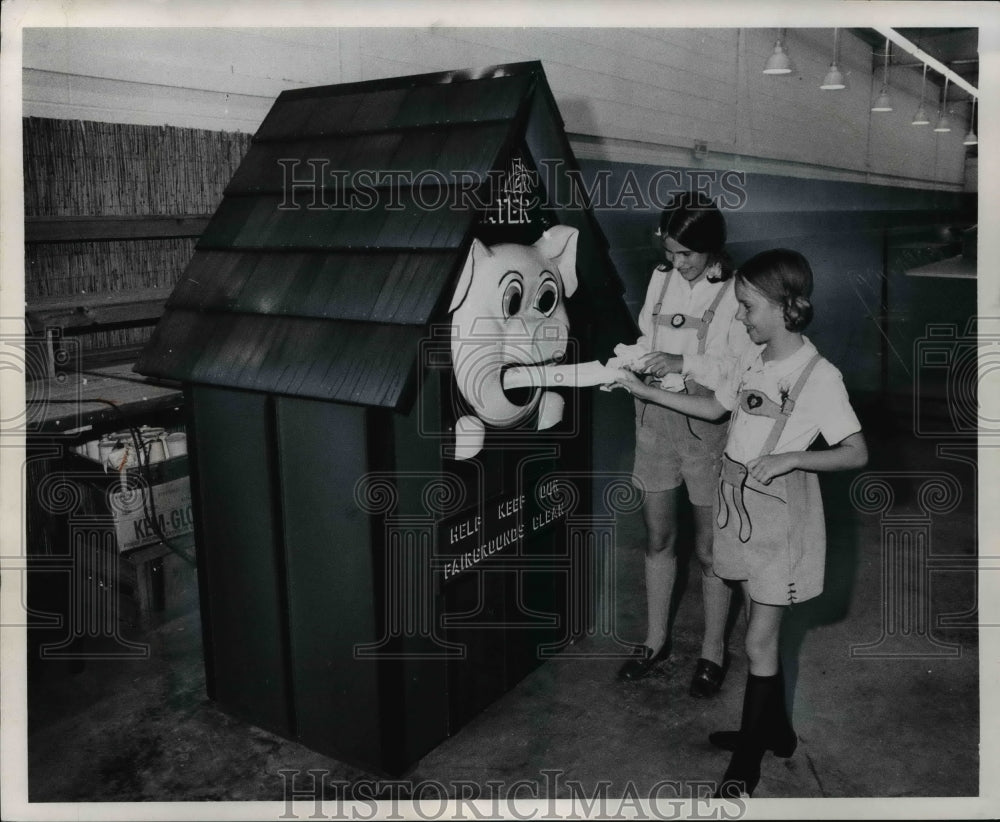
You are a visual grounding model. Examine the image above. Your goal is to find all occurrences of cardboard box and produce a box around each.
[68,451,194,552]
[63,451,196,623]
[110,471,193,552]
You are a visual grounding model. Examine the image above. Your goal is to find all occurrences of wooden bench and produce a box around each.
[26,286,173,378]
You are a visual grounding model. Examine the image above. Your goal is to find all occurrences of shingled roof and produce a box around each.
[136,61,635,410]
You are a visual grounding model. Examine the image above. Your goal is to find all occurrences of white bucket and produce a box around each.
[84,439,101,462]
[146,437,167,464]
[164,432,188,458]
[141,427,167,464]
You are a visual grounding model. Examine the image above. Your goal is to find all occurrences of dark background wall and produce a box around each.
[581,159,976,399]
[22,116,978,510]
[580,160,976,487]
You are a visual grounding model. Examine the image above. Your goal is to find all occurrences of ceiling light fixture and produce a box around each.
[912,63,930,125]
[871,38,893,111]
[934,76,952,132]
[963,97,978,145]
[821,28,846,90]
[763,30,793,75]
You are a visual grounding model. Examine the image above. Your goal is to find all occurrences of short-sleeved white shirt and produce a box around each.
[629,264,757,392]
[716,337,862,463]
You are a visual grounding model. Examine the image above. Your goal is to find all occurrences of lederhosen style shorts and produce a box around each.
[633,384,727,505]
[712,355,826,606]
[631,269,731,507]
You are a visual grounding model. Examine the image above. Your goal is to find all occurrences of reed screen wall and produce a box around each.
[23,117,252,356]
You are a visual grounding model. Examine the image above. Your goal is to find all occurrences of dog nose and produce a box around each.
[553,349,566,363]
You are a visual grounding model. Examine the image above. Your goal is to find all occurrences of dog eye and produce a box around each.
[534,281,558,316]
[502,280,523,318]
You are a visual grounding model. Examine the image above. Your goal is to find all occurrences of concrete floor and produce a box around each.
[25,422,979,809]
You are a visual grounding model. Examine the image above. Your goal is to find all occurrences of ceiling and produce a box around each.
[852,27,979,101]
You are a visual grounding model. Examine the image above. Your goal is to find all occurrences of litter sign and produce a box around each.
[110,476,194,552]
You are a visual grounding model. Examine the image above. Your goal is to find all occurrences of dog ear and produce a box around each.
[449,238,493,312]
[534,226,579,298]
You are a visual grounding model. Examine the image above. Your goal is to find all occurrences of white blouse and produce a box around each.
[616,264,757,392]
[716,337,862,463]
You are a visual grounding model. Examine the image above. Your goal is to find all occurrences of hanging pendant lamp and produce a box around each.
[763,30,792,74]
[934,77,952,132]
[963,97,978,145]
[871,38,893,111]
[912,64,930,125]
[821,29,846,90]
[872,89,893,112]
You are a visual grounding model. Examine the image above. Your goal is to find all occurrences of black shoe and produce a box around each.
[708,729,797,758]
[617,643,670,681]
[689,657,726,698]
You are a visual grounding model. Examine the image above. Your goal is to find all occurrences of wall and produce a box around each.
[20,25,978,406]
[22,27,974,189]
[22,118,251,360]
[578,159,976,397]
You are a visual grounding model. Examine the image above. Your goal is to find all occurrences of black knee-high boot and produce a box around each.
[769,665,797,757]
[709,666,797,758]
[714,673,779,798]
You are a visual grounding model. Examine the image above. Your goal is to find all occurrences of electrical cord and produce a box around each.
[42,398,196,567]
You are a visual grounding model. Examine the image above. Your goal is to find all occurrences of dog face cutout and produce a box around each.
[448,226,579,459]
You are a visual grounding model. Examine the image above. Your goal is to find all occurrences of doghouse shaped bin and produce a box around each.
[137,61,637,774]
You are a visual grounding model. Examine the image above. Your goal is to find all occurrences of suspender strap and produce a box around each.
[650,267,672,351]
[696,279,731,355]
[675,281,731,392]
[757,353,822,458]
[652,271,729,356]
[651,266,672,316]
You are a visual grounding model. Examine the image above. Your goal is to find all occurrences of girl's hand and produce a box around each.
[746,453,799,485]
[613,368,646,396]
[636,351,683,378]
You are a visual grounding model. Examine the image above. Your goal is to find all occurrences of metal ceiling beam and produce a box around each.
[874,26,978,99]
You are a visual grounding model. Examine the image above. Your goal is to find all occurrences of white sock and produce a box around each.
[700,572,730,665]
[643,551,676,653]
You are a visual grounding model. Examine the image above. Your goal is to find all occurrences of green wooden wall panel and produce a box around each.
[189,385,291,735]
[385,370,451,764]
[275,396,383,766]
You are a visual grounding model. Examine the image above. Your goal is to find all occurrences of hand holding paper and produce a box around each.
[609,343,647,371]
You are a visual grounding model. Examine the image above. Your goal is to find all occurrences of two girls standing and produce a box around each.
[617,195,868,797]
